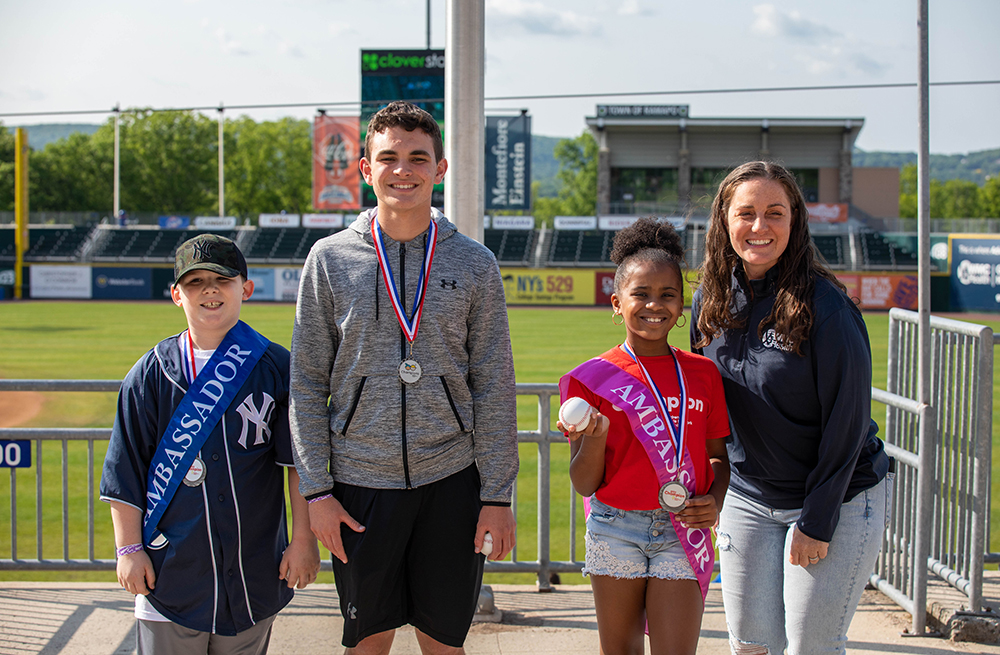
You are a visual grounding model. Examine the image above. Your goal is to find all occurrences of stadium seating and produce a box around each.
[22,226,94,260]
[861,232,918,270]
[0,228,16,262]
[243,227,342,262]
[812,235,845,268]
[482,229,534,264]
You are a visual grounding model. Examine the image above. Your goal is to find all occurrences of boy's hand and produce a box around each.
[117,550,156,596]
[279,537,321,589]
[308,496,365,564]
[675,494,719,530]
[475,505,515,561]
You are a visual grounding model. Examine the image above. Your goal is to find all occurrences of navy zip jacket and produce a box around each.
[691,267,889,543]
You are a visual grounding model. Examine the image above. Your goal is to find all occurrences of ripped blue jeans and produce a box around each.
[717,476,891,655]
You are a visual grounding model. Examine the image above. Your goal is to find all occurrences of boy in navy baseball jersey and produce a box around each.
[101,234,320,654]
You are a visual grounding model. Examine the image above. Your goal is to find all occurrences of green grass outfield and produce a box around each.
[1,301,998,584]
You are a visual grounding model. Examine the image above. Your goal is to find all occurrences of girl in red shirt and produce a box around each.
[559,218,730,655]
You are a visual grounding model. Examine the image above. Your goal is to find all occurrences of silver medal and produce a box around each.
[398,359,422,384]
[183,456,207,487]
[659,480,688,512]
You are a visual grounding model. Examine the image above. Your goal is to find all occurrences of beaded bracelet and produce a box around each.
[116,543,144,557]
[307,494,333,505]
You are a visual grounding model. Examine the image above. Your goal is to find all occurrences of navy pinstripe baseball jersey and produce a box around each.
[100,331,295,635]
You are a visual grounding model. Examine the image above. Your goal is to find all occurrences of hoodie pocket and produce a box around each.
[341,377,367,436]
[439,376,467,432]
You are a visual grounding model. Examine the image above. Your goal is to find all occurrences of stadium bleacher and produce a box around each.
[812,234,845,268]
[482,228,534,265]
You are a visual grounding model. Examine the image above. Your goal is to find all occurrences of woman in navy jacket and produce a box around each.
[691,161,891,655]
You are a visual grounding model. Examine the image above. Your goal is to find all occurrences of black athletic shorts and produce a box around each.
[332,463,485,648]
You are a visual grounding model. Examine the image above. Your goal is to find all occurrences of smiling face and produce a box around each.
[725,177,793,280]
[171,271,253,350]
[611,259,685,357]
[360,125,448,223]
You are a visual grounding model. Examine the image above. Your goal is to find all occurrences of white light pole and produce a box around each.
[444,0,485,242]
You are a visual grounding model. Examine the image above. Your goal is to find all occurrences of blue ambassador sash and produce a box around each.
[143,320,269,547]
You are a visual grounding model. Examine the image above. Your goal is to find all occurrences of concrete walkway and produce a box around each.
[2,579,999,655]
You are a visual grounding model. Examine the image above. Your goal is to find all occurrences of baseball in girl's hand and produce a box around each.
[559,397,593,432]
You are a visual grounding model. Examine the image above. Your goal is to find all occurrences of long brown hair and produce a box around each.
[694,161,845,354]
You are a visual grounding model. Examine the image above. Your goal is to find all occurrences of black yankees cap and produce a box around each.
[174,234,248,284]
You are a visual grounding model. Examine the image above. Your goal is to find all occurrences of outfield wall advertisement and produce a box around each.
[949,236,1000,312]
[500,268,594,305]
[10,265,946,312]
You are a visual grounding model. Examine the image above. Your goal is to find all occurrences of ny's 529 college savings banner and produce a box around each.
[313,116,360,210]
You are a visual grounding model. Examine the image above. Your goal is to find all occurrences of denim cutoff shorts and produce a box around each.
[583,497,696,580]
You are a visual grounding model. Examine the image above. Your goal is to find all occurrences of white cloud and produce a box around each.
[486,0,600,37]
[751,4,888,78]
[215,27,251,56]
[329,21,355,37]
[617,0,654,17]
[751,4,838,40]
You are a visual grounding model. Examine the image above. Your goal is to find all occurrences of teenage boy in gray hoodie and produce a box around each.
[289,101,518,655]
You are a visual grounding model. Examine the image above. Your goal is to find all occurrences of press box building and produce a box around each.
[586,105,898,219]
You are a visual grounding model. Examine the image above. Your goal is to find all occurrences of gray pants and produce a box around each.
[136,614,275,655]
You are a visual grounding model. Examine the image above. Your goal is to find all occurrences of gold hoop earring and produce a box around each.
[676,314,687,328]
[612,311,624,326]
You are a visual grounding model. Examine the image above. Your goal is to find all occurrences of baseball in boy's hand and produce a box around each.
[480,532,493,557]
[559,397,593,432]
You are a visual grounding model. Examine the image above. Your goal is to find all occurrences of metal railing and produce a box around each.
[0,380,581,588]
[869,309,996,631]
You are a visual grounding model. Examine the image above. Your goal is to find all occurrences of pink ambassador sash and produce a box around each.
[560,355,714,600]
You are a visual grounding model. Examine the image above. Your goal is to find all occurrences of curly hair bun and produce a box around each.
[609,217,684,266]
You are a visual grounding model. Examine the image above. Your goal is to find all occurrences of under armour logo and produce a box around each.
[192,241,215,261]
[347,602,358,619]
[236,392,275,448]
[440,279,457,290]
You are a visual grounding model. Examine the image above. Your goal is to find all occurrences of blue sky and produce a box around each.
[1,0,997,154]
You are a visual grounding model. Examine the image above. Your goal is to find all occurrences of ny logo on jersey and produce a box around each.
[236,392,275,448]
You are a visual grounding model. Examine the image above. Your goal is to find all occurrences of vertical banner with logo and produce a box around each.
[485,115,532,212]
[360,49,445,208]
[949,236,1000,312]
[313,116,360,210]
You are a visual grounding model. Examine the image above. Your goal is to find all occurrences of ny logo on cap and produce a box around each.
[192,241,215,261]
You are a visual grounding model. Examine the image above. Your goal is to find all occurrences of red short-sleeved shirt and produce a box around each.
[564,345,730,511]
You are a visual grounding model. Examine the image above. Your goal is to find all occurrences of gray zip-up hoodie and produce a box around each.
[289,209,518,504]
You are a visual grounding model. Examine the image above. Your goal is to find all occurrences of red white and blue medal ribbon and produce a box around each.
[372,212,438,383]
[620,340,690,511]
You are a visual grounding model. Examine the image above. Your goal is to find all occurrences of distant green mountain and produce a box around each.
[854,147,1000,184]
[5,123,102,150]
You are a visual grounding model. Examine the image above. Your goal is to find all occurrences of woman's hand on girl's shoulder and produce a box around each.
[675,494,719,530]
[558,412,610,442]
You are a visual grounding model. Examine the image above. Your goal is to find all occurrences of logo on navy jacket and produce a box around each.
[761,328,795,353]
[235,392,275,448]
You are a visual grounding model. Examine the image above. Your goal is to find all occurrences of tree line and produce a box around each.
[0,111,311,219]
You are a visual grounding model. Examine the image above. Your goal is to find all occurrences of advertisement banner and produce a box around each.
[595,270,616,307]
[491,215,535,231]
[598,216,639,232]
[29,265,91,299]
[152,268,175,300]
[92,267,152,300]
[806,203,848,223]
[259,214,301,228]
[555,216,598,231]
[302,213,345,229]
[948,236,1000,312]
[0,269,14,286]
[485,115,531,211]
[500,268,595,305]
[835,273,918,310]
[275,267,302,302]
[247,268,276,301]
[194,216,238,229]
[596,105,689,118]
[158,215,191,229]
[313,116,360,210]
